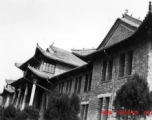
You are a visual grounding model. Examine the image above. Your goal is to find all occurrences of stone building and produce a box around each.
[2,2,152,120]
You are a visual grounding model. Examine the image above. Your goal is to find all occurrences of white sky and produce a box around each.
[0,0,150,91]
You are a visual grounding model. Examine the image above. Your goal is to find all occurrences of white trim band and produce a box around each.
[81,101,89,105]
[97,93,112,98]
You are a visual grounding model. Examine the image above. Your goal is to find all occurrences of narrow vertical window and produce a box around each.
[66,80,69,93]
[49,64,52,73]
[81,105,85,119]
[74,78,78,93]
[46,63,49,72]
[84,74,89,92]
[88,73,92,91]
[84,73,92,92]
[126,51,133,75]
[102,60,107,81]
[81,104,89,120]
[42,62,46,71]
[107,59,113,80]
[61,82,64,92]
[78,76,82,93]
[119,53,125,77]
[99,98,103,120]
[69,79,72,92]
[84,104,89,120]
[51,65,55,73]
[105,97,110,120]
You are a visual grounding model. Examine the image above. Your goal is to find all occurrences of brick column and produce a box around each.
[21,84,28,110]
[29,80,37,106]
[15,88,22,108]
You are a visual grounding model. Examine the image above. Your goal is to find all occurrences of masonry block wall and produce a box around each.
[45,37,149,120]
[87,36,149,120]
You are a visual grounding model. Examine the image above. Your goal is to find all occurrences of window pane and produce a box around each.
[49,64,52,72]
[102,60,107,81]
[126,51,133,75]
[51,65,55,73]
[88,73,92,91]
[43,63,46,71]
[107,59,113,80]
[69,79,72,92]
[78,76,82,93]
[119,54,125,77]
[84,74,89,92]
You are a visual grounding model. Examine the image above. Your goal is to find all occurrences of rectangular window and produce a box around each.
[88,73,92,91]
[84,73,92,92]
[105,97,110,120]
[74,78,78,93]
[42,62,46,71]
[102,60,107,81]
[126,51,133,75]
[84,74,89,92]
[42,62,55,74]
[51,65,55,73]
[74,76,82,93]
[77,76,82,93]
[59,83,61,92]
[81,104,89,120]
[119,53,125,77]
[99,98,103,120]
[46,63,49,72]
[66,80,69,93]
[68,79,72,92]
[49,64,52,73]
[61,82,64,92]
[107,59,113,80]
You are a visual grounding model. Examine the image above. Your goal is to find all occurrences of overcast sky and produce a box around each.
[0,0,150,91]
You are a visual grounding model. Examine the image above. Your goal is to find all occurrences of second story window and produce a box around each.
[61,82,64,92]
[74,76,82,93]
[126,51,133,75]
[119,53,125,77]
[66,79,72,93]
[102,60,107,81]
[84,73,92,92]
[107,59,113,80]
[41,61,55,74]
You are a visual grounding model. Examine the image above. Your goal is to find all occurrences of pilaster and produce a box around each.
[29,79,37,106]
[12,90,16,104]
[15,87,22,108]
[21,84,28,110]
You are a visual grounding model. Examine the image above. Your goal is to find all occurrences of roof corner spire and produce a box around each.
[149,1,152,12]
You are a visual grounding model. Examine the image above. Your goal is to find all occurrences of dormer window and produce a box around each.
[41,61,55,74]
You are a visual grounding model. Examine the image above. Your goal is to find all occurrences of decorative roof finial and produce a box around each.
[149,1,151,12]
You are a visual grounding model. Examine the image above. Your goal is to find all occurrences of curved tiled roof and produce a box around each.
[37,45,86,67]
[71,48,96,56]
[15,63,23,68]
[5,79,14,84]
[4,87,14,93]
[28,65,53,79]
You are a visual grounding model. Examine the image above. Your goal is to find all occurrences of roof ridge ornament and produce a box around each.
[149,1,152,13]
[49,41,55,53]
